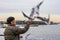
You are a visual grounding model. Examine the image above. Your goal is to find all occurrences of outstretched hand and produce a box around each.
[27,20,32,25]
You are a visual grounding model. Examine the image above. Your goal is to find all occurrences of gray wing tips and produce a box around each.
[37,16,49,22]
[22,11,28,17]
[22,11,31,19]
[37,16,45,21]
[37,0,44,8]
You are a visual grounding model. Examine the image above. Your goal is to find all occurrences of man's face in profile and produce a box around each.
[11,20,16,26]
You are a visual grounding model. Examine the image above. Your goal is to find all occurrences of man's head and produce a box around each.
[7,16,16,26]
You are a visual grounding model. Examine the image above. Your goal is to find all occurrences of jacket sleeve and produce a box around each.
[11,24,30,35]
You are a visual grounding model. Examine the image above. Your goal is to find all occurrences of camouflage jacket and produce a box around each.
[4,25,29,40]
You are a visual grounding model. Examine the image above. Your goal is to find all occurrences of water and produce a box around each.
[0,24,60,40]
[21,24,60,40]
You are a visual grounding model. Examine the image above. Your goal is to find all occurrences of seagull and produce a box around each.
[22,0,44,20]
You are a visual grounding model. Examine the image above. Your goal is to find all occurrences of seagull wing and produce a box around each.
[37,16,49,23]
[22,11,31,19]
[30,8,35,17]
[35,0,44,15]
[37,0,44,9]
[37,16,46,21]
[30,0,44,17]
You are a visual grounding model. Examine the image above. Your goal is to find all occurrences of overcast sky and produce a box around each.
[0,0,60,22]
[0,0,60,14]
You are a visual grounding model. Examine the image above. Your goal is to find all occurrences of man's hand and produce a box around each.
[27,20,32,25]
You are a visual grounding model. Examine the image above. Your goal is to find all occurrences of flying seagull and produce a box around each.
[22,0,44,20]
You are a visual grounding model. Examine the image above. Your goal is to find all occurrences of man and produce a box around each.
[4,16,32,40]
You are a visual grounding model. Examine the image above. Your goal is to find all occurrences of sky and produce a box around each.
[0,0,60,22]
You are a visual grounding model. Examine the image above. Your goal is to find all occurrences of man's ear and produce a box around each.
[11,22,12,24]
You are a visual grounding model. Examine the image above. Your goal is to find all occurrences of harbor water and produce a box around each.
[0,24,60,40]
